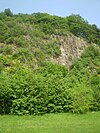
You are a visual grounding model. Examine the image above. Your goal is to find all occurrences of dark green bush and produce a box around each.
[0,74,13,114]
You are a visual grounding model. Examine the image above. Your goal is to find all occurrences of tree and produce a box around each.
[4,8,13,17]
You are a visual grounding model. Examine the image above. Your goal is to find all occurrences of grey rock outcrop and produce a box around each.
[52,34,90,67]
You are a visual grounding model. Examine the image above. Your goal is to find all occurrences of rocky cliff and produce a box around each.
[52,34,90,67]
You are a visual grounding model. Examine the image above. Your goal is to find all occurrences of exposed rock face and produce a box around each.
[52,34,90,67]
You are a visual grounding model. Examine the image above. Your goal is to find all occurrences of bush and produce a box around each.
[91,75,100,111]
[70,83,93,113]
[0,74,13,114]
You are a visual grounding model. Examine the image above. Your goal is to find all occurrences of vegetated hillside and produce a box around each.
[0,9,100,115]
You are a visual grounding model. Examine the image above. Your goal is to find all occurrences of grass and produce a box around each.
[0,112,100,133]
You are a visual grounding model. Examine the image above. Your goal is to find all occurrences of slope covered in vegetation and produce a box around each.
[0,9,100,115]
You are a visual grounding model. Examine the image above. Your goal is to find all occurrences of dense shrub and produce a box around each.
[90,75,100,111]
[0,57,99,115]
[0,74,13,114]
[70,83,93,113]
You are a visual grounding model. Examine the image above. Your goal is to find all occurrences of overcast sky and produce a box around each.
[0,0,100,28]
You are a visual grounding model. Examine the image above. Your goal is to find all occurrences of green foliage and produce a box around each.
[0,65,69,115]
[70,84,93,113]
[1,46,99,115]
[0,9,100,115]
[33,13,69,35]
[0,43,13,55]
[4,8,13,17]
[91,75,100,111]
[69,45,100,112]
[67,14,100,45]
[0,73,13,114]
